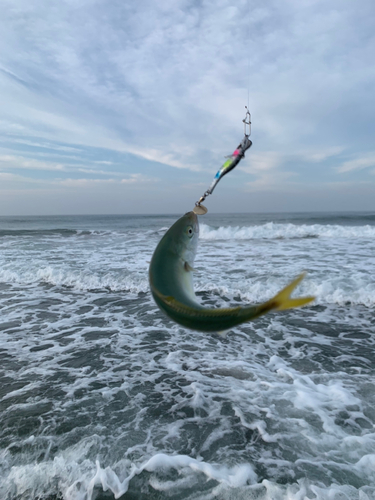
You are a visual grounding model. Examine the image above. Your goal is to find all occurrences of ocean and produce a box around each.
[0,211,374,500]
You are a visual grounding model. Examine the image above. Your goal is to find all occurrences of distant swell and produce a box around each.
[0,228,79,237]
[199,222,375,240]
[0,229,119,238]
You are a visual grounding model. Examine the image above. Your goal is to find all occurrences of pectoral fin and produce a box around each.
[184,262,197,273]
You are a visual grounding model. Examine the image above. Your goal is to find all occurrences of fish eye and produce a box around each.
[186,226,194,237]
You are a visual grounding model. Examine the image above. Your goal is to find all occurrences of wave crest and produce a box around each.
[0,267,148,293]
[199,222,375,240]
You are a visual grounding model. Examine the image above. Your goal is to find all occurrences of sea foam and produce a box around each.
[200,222,375,240]
[1,213,375,500]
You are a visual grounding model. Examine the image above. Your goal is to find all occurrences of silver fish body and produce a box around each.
[149,212,314,332]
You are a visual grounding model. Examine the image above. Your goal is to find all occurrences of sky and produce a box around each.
[1,0,375,215]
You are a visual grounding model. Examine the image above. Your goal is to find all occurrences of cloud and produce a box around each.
[239,152,283,173]
[0,154,139,178]
[57,174,157,187]
[0,154,65,172]
[0,171,46,186]
[4,137,82,153]
[1,0,375,213]
[304,147,344,163]
[123,145,202,171]
[244,170,297,192]
[0,171,157,189]
[1,1,372,156]
[336,154,375,173]
[238,146,344,184]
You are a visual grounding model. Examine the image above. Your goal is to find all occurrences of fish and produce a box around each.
[149,211,314,332]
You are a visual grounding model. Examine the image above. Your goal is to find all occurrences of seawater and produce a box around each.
[0,212,375,500]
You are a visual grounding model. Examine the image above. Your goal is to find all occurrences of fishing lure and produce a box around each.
[194,107,252,214]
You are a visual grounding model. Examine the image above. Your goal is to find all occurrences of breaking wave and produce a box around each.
[3,449,372,500]
[1,267,374,307]
[0,267,148,293]
[0,228,119,238]
[199,222,375,240]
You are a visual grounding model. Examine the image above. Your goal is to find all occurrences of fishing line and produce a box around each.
[246,0,251,111]
[192,4,253,216]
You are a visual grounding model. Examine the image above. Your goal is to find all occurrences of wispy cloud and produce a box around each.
[244,170,297,192]
[1,0,375,213]
[57,174,157,187]
[336,153,375,173]
[2,137,82,153]
[0,154,135,177]
[0,171,157,188]
[239,152,283,173]
[304,147,344,163]
[0,155,66,172]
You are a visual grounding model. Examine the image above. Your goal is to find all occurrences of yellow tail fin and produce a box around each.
[266,273,315,311]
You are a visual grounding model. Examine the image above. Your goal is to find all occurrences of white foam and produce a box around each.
[1,450,257,500]
[1,214,375,500]
[1,259,374,305]
[194,273,375,307]
[0,266,149,293]
[3,437,374,499]
[200,222,375,240]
